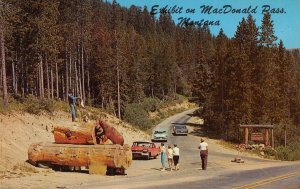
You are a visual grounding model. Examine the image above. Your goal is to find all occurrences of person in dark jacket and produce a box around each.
[68,92,80,122]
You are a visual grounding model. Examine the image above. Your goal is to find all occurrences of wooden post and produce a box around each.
[284,125,287,148]
[265,128,269,146]
[271,129,274,148]
[245,127,249,145]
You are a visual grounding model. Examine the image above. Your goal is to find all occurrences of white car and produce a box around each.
[152,129,168,142]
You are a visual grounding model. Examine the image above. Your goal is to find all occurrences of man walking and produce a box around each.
[173,144,180,170]
[198,138,208,170]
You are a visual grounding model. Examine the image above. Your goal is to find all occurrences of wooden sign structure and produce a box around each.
[240,125,274,148]
[250,132,264,142]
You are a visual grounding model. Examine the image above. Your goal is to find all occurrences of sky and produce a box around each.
[107,0,300,49]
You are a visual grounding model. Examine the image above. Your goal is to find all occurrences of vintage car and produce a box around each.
[173,125,188,136]
[152,129,168,142]
[131,141,160,160]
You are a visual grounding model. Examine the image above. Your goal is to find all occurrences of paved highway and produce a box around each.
[84,109,300,189]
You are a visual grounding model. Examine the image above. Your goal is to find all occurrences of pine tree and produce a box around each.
[259,12,277,48]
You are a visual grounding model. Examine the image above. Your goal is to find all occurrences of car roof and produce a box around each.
[133,141,153,144]
[154,129,167,131]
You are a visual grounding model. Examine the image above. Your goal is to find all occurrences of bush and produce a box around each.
[140,98,161,112]
[275,140,300,161]
[123,103,152,130]
[23,95,55,115]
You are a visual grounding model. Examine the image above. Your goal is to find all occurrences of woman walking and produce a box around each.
[167,145,174,171]
[160,143,166,171]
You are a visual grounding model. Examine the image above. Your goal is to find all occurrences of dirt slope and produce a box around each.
[0,110,150,172]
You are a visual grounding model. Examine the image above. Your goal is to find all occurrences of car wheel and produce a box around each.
[147,153,151,160]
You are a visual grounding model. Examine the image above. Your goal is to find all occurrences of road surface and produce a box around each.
[82,109,300,189]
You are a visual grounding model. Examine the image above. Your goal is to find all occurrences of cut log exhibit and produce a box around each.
[28,142,132,170]
[53,120,124,145]
[53,122,97,145]
[99,120,124,145]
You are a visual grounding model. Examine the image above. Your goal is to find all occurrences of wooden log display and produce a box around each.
[28,142,132,170]
[99,120,124,145]
[53,121,124,145]
[53,122,97,145]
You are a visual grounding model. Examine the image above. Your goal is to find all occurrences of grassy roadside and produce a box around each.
[216,140,300,161]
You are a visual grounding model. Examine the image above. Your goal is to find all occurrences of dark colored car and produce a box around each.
[131,141,160,160]
[173,125,188,136]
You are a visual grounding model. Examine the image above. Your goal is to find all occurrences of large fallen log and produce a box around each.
[28,142,132,172]
[53,122,97,145]
[53,120,124,145]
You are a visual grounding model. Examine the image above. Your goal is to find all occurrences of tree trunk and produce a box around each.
[61,75,64,100]
[50,63,54,99]
[0,19,8,109]
[21,59,24,96]
[87,66,91,104]
[41,56,44,98]
[75,54,79,96]
[53,122,97,145]
[55,62,59,99]
[28,142,132,172]
[12,60,15,94]
[81,46,85,102]
[65,45,69,100]
[69,49,72,94]
[46,57,50,99]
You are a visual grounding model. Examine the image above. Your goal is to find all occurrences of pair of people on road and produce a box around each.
[160,143,180,171]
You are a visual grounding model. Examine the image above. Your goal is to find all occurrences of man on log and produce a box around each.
[68,91,80,122]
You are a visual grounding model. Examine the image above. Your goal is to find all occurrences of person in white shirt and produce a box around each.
[167,145,174,171]
[173,144,180,170]
[198,138,208,170]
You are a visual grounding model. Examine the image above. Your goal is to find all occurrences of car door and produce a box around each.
[151,143,159,156]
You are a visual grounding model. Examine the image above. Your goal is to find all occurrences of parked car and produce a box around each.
[152,129,168,142]
[173,125,188,136]
[131,141,160,160]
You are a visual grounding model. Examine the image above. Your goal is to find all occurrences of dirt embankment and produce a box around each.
[0,110,150,172]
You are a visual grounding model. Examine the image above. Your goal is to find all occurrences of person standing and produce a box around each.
[68,91,80,122]
[167,145,174,171]
[160,143,166,171]
[173,144,180,170]
[198,138,208,170]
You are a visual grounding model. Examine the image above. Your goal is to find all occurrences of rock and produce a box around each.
[259,144,265,150]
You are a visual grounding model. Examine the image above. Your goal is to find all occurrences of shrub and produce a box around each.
[275,140,300,161]
[140,98,161,112]
[23,95,55,115]
[123,103,152,130]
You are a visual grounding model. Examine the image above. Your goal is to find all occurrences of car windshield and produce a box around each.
[137,143,151,147]
[154,130,166,134]
[175,125,187,129]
